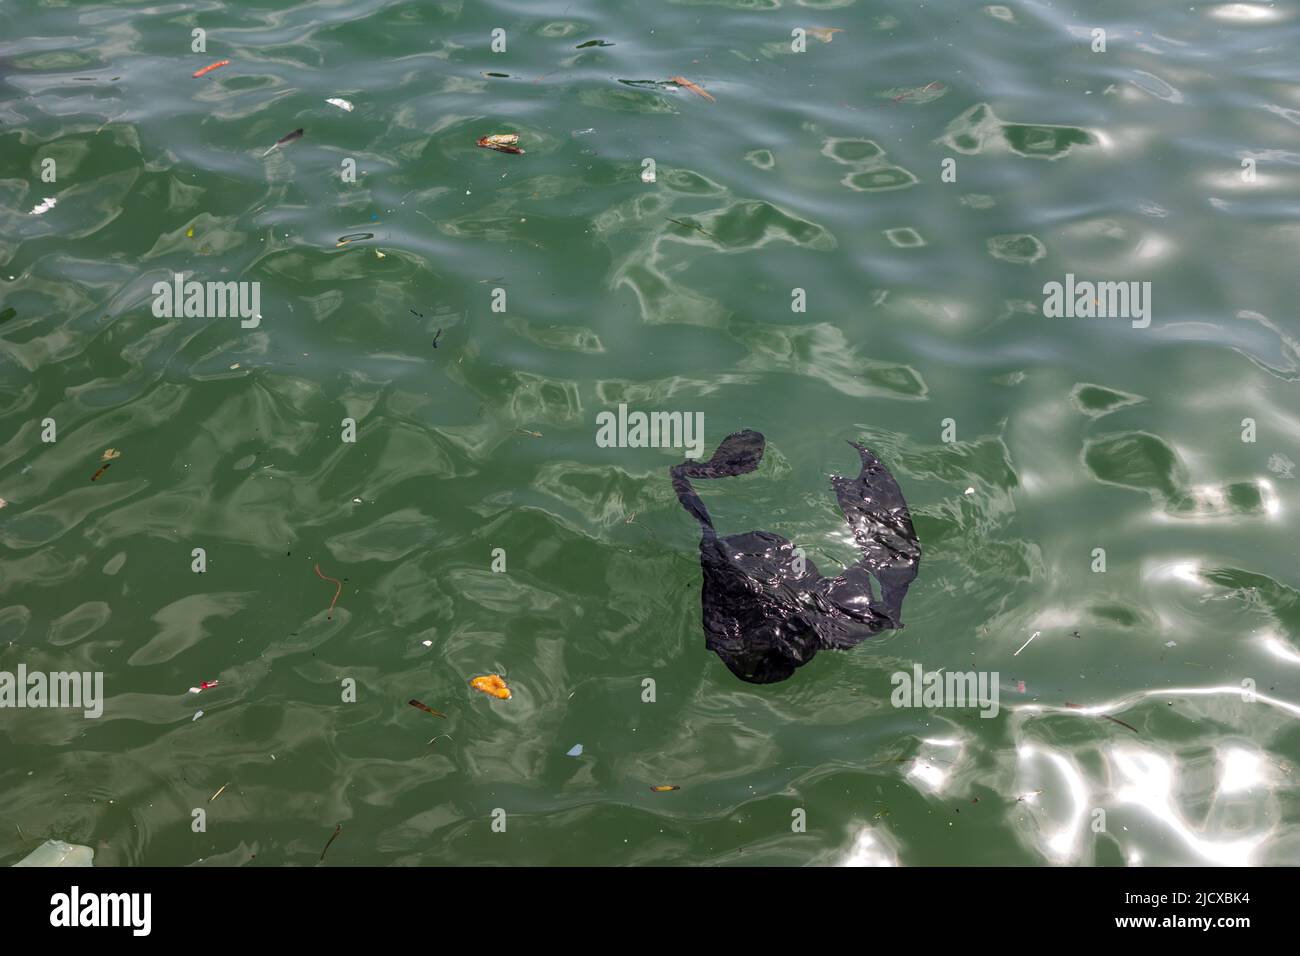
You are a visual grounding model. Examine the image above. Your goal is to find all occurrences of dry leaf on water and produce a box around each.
[471,674,512,699]
[806,28,843,43]
[477,134,524,155]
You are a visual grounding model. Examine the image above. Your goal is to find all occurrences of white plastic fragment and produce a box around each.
[29,197,57,216]
[12,840,94,867]
[326,98,354,112]
[1013,630,1041,656]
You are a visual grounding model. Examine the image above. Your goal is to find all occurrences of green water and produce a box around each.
[1,0,1298,866]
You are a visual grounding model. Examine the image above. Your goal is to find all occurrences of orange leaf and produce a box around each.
[471,674,512,700]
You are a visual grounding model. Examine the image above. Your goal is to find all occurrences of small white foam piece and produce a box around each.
[326,98,354,112]
[29,197,56,215]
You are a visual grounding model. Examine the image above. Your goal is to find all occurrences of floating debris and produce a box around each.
[432,329,442,349]
[650,785,680,793]
[374,249,386,259]
[320,824,342,863]
[515,428,542,438]
[806,27,843,43]
[1015,788,1044,802]
[576,39,615,48]
[1013,630,1040,656]
[29,197,56,216]
[90,462,112,482]
[408,698,447,718]
[670,431,919,683]
[421,639,433,647]
[566,744,584,757]
[100,448,121,462]
[325,97,354,112]
[193,59,230,78]
[262,128,304,157]
[477,133,523,155]
[335,232,374,247]
[483,72,510,78]
[471,674,511,700]
[571,127,596,137]
[12,840,93,867]
[669,76,715,102]
[192,710,204,722]
[314,563,343,619]
[0,498,7,510]
[883,81,947,105]
[1102,714,1140,734]
[188,680,220,694]
[665,217,717,240]
[209,783,228,803]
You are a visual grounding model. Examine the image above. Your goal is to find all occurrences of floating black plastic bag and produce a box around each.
[671,430,921,684]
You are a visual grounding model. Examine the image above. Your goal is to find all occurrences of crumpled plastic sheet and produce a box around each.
[671,430,921,684]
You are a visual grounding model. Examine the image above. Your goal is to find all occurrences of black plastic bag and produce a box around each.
[671,430,921,683]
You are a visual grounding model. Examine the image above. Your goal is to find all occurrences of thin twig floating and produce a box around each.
[1102,714,1140,734]
[665,217,718,241]
[650,785,681,793]
[319,824,342,862]
[668,76,715,102]
[314,563,343,618]
[193,59,230,78]
[209,783,228,803]
[90,462,112,482]
[262,128,304,157]
[408,698,447,718]
[432,328,442,349]
[336,233,374,247]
